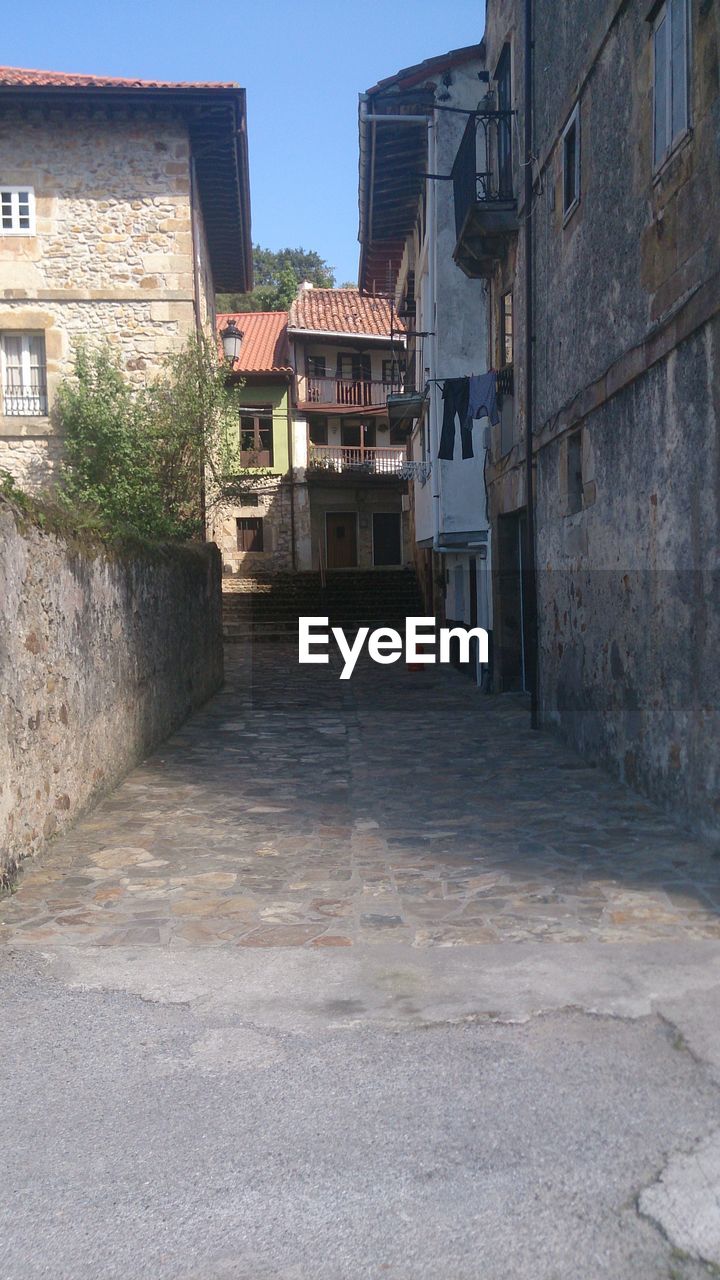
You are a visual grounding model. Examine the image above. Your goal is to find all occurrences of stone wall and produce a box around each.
[0,504,223,882]
[536,315,720,840]
[0,105,211,489]
[211,478,297,576]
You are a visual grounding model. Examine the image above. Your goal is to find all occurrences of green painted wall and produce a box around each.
[236,378,291,476]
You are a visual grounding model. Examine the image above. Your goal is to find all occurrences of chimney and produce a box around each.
[300,280,314,290]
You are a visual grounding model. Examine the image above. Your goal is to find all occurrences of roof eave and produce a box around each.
[0,80,252,295]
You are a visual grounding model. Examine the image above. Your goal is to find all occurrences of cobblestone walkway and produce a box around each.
[3,645,720,949]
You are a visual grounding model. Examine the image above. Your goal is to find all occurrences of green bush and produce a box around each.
[55,333,246,542]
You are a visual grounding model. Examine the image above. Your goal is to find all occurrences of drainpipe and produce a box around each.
[189,155,207,539]
[524,0,539,728]
[286,376,297,571]
[425,114,445,623]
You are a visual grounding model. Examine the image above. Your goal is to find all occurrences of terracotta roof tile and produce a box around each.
[217,312,291,375]
[365,44,484,96]
[288,288,403,339]
[0,66,237,89]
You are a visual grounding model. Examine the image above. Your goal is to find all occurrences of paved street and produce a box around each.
[2,646,720,1279]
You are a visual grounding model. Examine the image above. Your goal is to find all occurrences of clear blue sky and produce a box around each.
[3,0,486,286]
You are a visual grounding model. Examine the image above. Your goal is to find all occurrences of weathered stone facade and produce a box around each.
[0,502,223,882]
[212,477,297,576]
[480,0,720,835]
[0,75,250,490]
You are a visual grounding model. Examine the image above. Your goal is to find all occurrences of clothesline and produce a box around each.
[425,370,498,387]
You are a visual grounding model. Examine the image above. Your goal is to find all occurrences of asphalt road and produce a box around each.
[2,941,720,1280]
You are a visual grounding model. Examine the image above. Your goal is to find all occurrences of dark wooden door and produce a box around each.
[372,512,402,566]
[326,512,358,569]
[497,510,530,691]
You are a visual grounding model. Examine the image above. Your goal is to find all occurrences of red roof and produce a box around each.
[217,312,291,376]
[288,288,403,339]
[0,66,237,89]
[365,44,484,97]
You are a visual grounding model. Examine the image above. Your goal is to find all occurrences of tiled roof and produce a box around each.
[365,44,484,96]
[217,312,292,375]
[288,288,403,339]
[0,66,237,89]
[0,66,252,293]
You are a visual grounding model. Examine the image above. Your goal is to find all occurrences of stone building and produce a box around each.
[288,285,413,573]
[0,65,251,488]
[450,0,719,834]
[209,311,295,575]
[357,45,492,679]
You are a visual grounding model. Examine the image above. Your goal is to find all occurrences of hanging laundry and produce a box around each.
[465,371,500,430]
[438,377,471,460]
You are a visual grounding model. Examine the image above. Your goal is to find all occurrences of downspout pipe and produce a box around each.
[286,375,296,572]
[190,155,207,539]
[524,0,539,728]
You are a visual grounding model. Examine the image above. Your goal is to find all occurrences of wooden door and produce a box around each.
[326,512,358,569]
[372,512,402,566]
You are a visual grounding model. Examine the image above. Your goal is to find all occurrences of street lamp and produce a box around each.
[220,320,244,365]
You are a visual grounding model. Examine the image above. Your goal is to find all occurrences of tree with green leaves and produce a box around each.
[55,336,251,542]
[218,245,335,313]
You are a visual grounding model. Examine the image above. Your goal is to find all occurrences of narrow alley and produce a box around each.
[2,649,720,1279]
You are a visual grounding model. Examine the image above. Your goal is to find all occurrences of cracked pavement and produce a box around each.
[2,645,720,1278]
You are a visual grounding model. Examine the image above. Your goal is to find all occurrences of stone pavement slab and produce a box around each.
[2,643,720,951]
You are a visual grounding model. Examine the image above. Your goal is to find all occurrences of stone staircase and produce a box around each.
[222,570,425,644]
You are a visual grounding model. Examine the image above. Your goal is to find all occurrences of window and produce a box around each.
[562,105,580,221]
[382,358,406,387]
[1,333,47,416]
[309,416,328,445]
[337,353,371,382]
[653,0,689,170]
[501,292,513,366]
[0,187,35,235]
[566,431,583,515]
[236,517,264,552]
[306,355,326,378]
[239,406,273,466]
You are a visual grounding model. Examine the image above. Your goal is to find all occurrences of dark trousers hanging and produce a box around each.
[438,377,472,460]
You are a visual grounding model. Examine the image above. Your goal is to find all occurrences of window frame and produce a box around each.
[236,516,264,553]
[500,291,513,367]
[308,416,328,446]
[565,429,584,516]
[0,186,36,236]
[306,354,326,378]
[0,331,48,417]
[238,404,274,467]
[561,104,581,224]
[652,0,690,173]
[382,358,406,388]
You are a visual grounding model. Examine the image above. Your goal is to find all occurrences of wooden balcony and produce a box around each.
[308,444,406,477]
[297,375,401,409]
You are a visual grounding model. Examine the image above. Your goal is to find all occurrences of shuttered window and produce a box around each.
[653,0,689,170]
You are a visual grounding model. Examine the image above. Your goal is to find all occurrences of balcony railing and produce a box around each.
[308,444,406,476]
[452,108,518,278]
[496,363,514,397]
[297,375,401,408]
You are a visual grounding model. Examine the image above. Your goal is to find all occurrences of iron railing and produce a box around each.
[452,108,515,240]
[2,385,48,416]
[496,363,514,397]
